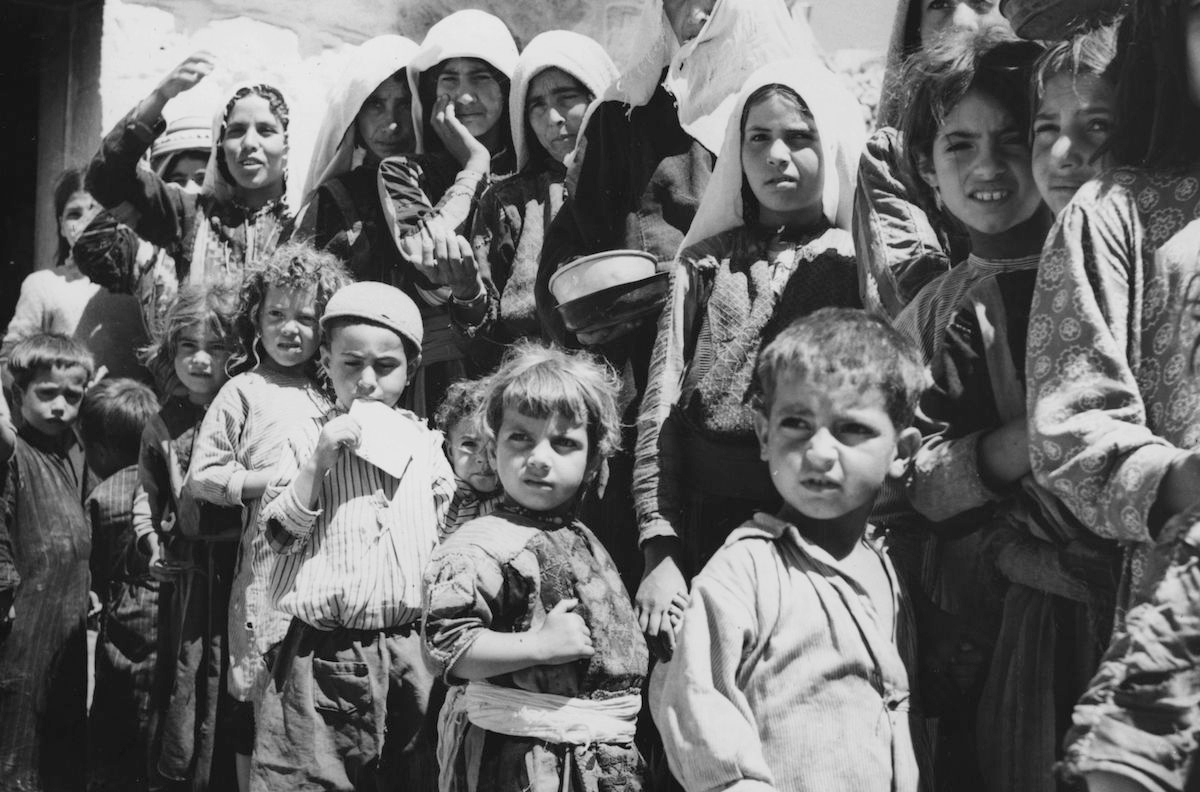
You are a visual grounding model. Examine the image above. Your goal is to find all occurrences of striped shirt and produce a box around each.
[260,407,455,631]
[443,476,501,537]
[185,366,331,700]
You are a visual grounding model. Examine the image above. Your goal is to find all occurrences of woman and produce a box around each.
[468,30,617,362]
[374,9,520,415]
[294,34,420,283]
[1,168,148,383]
[632,59,865,655]
[85,52,290,292]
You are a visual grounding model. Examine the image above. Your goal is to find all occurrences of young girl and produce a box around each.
[1030,25,1118,215]
[423,343,648,792]
[434,377,501,535]
[134,281,243,792]
[185,242,350,787]
[632,58,864,654]
[1026,4,1200,788]
[85,52,290,288]
[900,27,1113,792]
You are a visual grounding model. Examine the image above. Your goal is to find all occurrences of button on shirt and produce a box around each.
[260,408,455,631]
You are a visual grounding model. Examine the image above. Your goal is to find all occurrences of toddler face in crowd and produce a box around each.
[321,322,410,410]
[1032,72,1115,214]
[741,89,824,229]
[922,88,1043,236]
[446,416,499,494]
[258,285,319,372]
[493,407,591,512]
[755,373,913,526]
[175,324,233,404]
[16,364,89,438]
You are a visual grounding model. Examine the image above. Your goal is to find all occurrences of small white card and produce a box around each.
[348,399,416,480]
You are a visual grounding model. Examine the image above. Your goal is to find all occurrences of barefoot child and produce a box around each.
[185,242,350,786]
[650,309,925,792]
[424,342,649,792]
[253,281,452,791]
[135,282,243,791]
[0,334,95,791]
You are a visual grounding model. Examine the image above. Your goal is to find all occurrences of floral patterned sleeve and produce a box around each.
[1026,184,1187,543]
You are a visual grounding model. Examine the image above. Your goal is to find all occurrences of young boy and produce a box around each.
[434,377,501,534]
[253,281,454,792]
[80,377,160,792]
[0,333,95,791]
[649,309,926,792]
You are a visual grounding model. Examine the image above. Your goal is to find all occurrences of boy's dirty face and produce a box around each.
[492,407,591,512]
[754,372,915,523]
[922,89,1043,237]
[1032,72,1116,215]
[18,365,89,437]
[447,418,499,495]
[320,322,409,410]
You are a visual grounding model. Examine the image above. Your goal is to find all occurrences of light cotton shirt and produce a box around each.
[649,512,919,792]
[260,407,455,631]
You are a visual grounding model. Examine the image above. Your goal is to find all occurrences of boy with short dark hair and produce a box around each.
[79,377,161,792]
[253,281,454,792]
[0,333,95,791]
[649,308,926,792]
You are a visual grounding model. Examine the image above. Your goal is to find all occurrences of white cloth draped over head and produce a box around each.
[406,9,519,154]
[679,59,866,251]
[150,115,212,175]
[601,0,825,154]
[509,30,618,173]
[201,81,290,207]
[300,35,420,209]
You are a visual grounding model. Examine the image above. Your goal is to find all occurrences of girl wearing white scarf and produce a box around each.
[632,59,866,654]
[467,31,617,357]
[293,35,420,283]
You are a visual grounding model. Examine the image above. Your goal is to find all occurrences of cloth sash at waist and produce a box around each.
[420,310,465,367]
[464,680,640,745]
[671,408,774,502]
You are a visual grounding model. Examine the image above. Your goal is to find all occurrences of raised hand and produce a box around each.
[535,598,595,665]
[431,94,490,172]
[156,51,216,100]
[313,414,362,473]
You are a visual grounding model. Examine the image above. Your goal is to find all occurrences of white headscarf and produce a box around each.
[300,35,420,209]
[679,59,866,251]
[406,9,520,154]
[602,0,824,154]
[150,115,212,176]
[509,31,618,173]
[201,82,290,207]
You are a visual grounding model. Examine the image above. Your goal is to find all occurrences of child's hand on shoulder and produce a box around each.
[313,414,362,472]
[534,598,594,665]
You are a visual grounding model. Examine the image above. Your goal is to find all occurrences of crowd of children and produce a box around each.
[2,0,1198,791]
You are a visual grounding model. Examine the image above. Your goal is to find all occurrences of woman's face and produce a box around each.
[221,94,287,194]
[356,74,415,161]
[526,68,592,164]
[741,92,824,229]
[435,57,505,141]
[59,190,99,249]
[1032,72,1116,214]
[923,89,1043,236]
[918,0,1004,46]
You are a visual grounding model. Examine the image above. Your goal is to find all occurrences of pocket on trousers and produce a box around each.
[311,658,372,719]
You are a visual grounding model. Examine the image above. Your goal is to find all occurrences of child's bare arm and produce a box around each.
[449,599,594,680]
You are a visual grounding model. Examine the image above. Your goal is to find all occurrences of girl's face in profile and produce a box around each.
[221,94,286,194]
[59,190,99,250]
[741,92,824,230]
[922,88,1043,236]
[1032,72,1116,214]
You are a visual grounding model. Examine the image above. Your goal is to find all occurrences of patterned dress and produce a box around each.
[423,502,649,792]
[1026,165,1200,609]
[0,428,90,792]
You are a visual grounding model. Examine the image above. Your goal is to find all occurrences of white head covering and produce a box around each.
[407,9,520,154]
[679,59,866,251]
[150,115,212,175]
[508,31,618,173]
[300,35,420,208]
[201,81,290,207]
[601,0,824,154]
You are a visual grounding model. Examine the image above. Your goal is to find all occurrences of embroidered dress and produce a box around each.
[0,428,90,792]
[1026,166,1200,609]
[424,500,649,792]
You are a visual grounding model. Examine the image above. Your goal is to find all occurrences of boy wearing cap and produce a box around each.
[251,282,453,792]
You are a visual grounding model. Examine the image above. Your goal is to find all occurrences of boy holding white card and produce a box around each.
[253,281,453,792]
